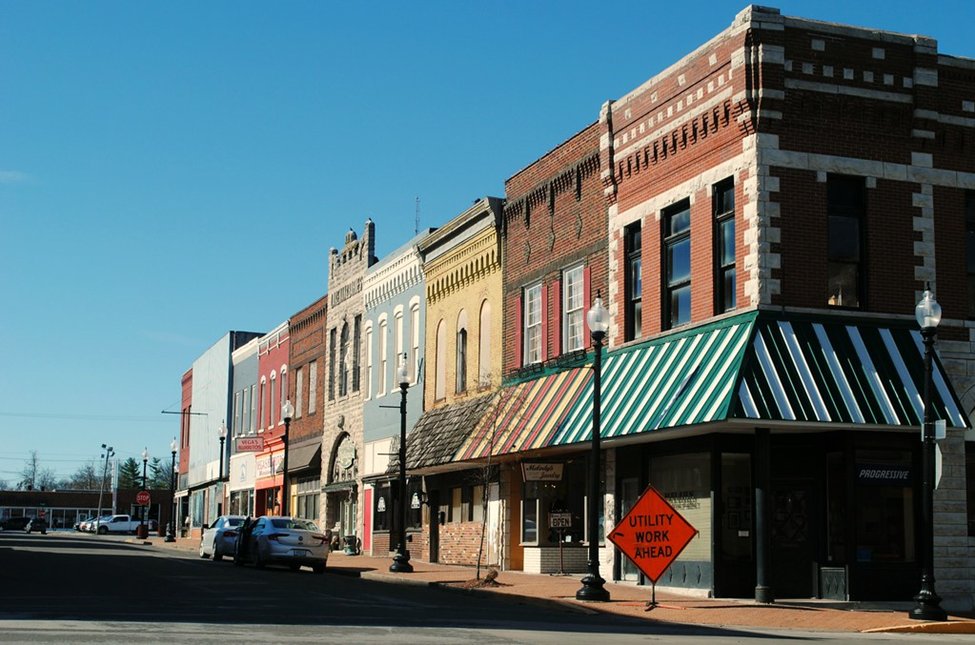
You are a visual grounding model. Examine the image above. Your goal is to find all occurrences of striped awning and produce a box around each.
[550,311,968,449]
[454,367,592,461]
[552,314,757,445]
[735,317,968,428]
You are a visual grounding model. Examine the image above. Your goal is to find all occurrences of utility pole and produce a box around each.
[96,444,114,531]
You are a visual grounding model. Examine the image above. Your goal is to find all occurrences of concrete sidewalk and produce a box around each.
[147,536,975,634]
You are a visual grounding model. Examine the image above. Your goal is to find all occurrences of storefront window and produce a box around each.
[826,452,846,563]
[521,461,586,545]
[855,449,914,562]
[651,453,712,563]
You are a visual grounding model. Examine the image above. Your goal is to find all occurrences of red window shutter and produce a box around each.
[551,279,562,355]
[583,265,592,342]
[540,283,549,362]
[514,295,523,368]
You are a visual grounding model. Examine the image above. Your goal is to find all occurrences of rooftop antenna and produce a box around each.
[415,196,420,235]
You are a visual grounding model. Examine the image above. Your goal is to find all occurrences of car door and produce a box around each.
[250,518,265,558]
[202,518,218,554]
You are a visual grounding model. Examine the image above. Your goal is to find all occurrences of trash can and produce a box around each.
[135,524,149,539]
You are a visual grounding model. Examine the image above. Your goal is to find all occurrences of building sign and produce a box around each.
[411,492,421,510]
[337,440,356,470]
[236,436,264,452]
[376,496,386,512]
[549,512,572,528]
[521,462,563,481]
[255,453,283,479]
[856,464,912,485]
[608,485,698,584]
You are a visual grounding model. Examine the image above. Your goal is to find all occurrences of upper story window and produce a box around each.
[664,199,692,329]
[295,367,304,418]
[624,222,642,341]
[307,360,318,414]
[410,303,420,383]
[328,328,336,401]
[269,373,277,427]
[523,283,543,365]
[966,192,975,318]
[249,385,256,432]
[714,178,736,313]
[279,366,288,421]
[352,315,361,392]
[563,265,585,352]
[339,323,350,397]
[456,310,468,394]
[478,300,491,388]
[435,319,446,400]
[259,378,267,429]
[827,175,865,308]
[364,326,373,399]
[379,320,388,396]
[243,386,252,433]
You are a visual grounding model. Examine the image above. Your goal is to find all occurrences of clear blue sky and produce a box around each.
[1,1,972,483]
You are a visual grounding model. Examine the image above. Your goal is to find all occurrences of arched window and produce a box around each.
[410,301,420,383]
[279,365,288,420]
[456,309,468,394]
[435,319,446,401]
[339,323,350,397]
[479,300,492,387]
[259,377,267,430]
[364,323,373,399]
[269,372,277,427]
[379,319,388,396]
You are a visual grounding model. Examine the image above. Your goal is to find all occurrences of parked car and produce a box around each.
[74,516,95,531]
[84,515,113,533]
[237,516,330,574]
[200,515,245,561]
[25,518,47,534]
[94,514,142,535]
[0,517,32,531]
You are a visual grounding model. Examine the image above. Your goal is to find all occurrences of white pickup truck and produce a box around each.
[94,514,145,535]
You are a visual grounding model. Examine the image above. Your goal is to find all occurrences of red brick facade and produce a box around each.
[503,123,608,376]
[287,295,327,448]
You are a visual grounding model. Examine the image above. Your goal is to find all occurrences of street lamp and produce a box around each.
[281,399,294,516]
[577,293,610,602]
[390,353,413,573]
[96,444,114,533]
[218,420,228,480]
[140,447,149,537]
[909,288,947,621]
[165,438,177,542]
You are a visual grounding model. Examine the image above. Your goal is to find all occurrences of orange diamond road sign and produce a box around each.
[608,485,698,584]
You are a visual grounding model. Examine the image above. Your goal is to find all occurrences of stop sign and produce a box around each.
[136,490,151,506]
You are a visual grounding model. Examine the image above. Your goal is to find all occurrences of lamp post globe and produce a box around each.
[908,288,947,622]
[390,353,413,573]
[577,293,610,602]
[281,400,294,516]
[165,438,177,542]
[218,420,228,481]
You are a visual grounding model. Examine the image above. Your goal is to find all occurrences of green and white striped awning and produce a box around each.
[551,311,968,447]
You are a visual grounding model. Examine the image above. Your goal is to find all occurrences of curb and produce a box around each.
[863,621,975,634]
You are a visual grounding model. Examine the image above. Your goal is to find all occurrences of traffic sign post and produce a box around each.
[607,485,698,610]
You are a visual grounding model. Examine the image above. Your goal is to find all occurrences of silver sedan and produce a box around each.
[246,516,330,574]
[200,515,245,561]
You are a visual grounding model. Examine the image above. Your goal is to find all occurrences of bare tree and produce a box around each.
[68,462,100,490]
[19,450,40,490]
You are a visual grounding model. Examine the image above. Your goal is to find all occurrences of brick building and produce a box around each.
[286,294,328,523]
[253,322,290,516]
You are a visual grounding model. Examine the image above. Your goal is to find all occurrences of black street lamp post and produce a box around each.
[218,420,227,481]
[165,439,177,542]
[281,400,294,516]
[140,448,149,535]
[577,293,610,602]
[909,288,947,622]
[390,353,413,573]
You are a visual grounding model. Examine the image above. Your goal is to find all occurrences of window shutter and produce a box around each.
[514,294,523,368]
[551,279,562,354]
[583,265,592,342]
[540,283,549,362]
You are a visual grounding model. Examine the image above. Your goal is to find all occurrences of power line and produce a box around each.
[0,412,172,423]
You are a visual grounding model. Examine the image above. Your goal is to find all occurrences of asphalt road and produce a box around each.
[0,532,967,644]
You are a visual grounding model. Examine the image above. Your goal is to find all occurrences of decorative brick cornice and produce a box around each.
[425,229,501,305]
[503,152,600,227]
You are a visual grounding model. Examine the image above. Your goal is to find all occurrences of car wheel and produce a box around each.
[289,563,301,571]
[97,526,108,535]
[213,548,223,562]
[312,563,325,575]
[199,542,209,559]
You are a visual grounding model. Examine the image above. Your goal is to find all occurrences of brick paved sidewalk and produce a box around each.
[149,536,974,634]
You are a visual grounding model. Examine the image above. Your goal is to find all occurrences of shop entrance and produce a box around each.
[770,482,816,598]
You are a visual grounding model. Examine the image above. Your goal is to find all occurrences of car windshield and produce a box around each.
[269,518,319,531]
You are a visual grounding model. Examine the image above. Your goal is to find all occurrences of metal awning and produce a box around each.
[286,442,322,472]
[456,367,592,460]
[552,311,968,447]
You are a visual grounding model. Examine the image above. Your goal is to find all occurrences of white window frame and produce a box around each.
[295,367,304,419]
[307,361,317,415]
[562,264,585,352]
[523,283,542,365]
